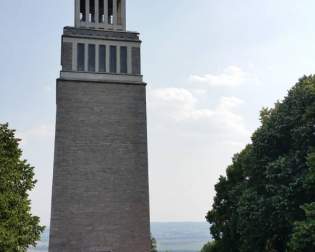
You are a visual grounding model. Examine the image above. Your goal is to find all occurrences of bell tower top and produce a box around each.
[60,0,141,83]
[75,0,126,31]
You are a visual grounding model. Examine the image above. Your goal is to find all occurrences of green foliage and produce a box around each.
[288,203,315,252]
[151,236,158,252]
[304,151,315,191]
[201,241,221,252]
[0,123,44,252]
[206,76,315,252]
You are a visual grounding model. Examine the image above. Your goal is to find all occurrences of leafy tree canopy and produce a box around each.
[201,241,221,252]
[0,123,44,252]
[205,76,315,252]
[288,203,315,252]
[151,236,158,252]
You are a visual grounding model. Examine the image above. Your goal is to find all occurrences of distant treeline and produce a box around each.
[203,76,315,252]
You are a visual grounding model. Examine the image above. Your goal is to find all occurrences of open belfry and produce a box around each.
[49,0,150,251]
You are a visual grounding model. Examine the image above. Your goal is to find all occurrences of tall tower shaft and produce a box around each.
[49,1,150,251]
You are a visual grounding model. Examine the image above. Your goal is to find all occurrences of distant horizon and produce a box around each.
[41,221,210,230]
[30,222,211,252]
[40,221,209,227]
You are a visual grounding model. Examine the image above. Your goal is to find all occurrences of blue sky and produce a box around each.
[1,0,315,225]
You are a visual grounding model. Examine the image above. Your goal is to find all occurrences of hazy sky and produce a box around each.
[2,0,315,225]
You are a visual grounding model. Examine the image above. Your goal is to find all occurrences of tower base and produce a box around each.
[49,79,150,252]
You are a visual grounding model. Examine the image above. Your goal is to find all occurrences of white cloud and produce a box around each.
[148,87,250,141]
[151,88,197,105]
[18,124,54,146]
[148,87,252,222]
[189,66,252,88]
[149,88,212,121]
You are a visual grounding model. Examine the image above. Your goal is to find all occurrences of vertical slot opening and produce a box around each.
[99,0,105,23]
[110,46,117,73]
[77,43,85,71]
[88,44,96,72]
[120,46,127,74]
[117,0,122,25]
[89,0,95,23]
[80,0,86,21]
[99,45,106,72]
[108,0,114,25]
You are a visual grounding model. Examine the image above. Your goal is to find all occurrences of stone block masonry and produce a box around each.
[49,80,150,252]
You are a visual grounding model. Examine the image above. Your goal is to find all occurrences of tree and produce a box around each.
[201,241,221,252]
[288,152,315,251]
[288,203,315,252]
[151,236,158,252]
[206,75,315,251]
[0,123,44,252]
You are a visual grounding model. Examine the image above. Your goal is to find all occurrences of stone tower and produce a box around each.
[49,1,150,251]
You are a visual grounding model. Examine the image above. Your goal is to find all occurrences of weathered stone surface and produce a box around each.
[61,42,73,71]
[132,47,141,75]
[63,27,140,42]
[49,80,150,252]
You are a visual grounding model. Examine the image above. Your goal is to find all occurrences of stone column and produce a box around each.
[127,46,132,74]
[106,44,110,73]
[84,43,88,72]
[104,0,108,27]
[75,0,80,27]
[95,0,99,25]
[122,0,126,30]
[96,44,100,72]
[86,0,90,24]
[73,42,78,71]
[113,0,118,26]
[117,46,121,73]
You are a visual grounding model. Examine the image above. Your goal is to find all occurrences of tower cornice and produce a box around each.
[63,26,142,43]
